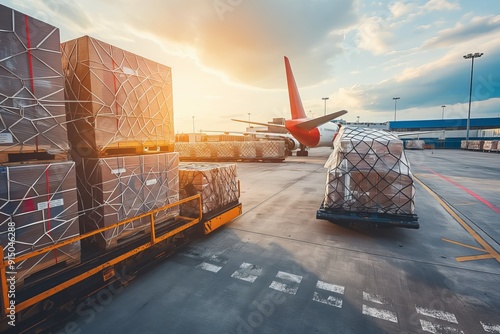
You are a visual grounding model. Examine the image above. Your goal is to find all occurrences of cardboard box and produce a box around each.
[0,4,69,156]
[61,35,174,157]
[76,153,179,250]
[179,163,238,217]
[0,161,80,285]
[324,127,415,215]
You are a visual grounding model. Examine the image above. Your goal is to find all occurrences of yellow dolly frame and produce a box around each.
[0,192,242,323]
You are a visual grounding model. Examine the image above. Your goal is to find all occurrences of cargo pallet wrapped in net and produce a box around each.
[0,4,70,163]
[316,127,419,228]
[179,163,239,219]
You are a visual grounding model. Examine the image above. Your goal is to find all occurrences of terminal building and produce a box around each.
[388,117,500,148]
[340,117,500,149]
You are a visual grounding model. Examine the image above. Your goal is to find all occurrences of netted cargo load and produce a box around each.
[213,142,240,159]
[0,161,80,286]
[0,5,69,159]
[61,35,174,157]
[258,141,286,159]
[75,153,179,250]
[483,140,498,151]
[179,163,238,217]
[239,142,257,159]
[405,140,425,150]
[194,142,216,159]
[467,140,484,151]
[174,142,194,159]
[323,127,415,215]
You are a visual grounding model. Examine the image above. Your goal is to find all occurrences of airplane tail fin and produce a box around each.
[284,56,307,120]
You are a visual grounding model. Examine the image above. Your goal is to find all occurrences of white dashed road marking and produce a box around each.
[316,281,345,294]
[420,320,464,334]
[312,280,345,308]
[362,304,398,323]
[416,306,458,324]
[196,262,222,273]
[313,292,343,308]
[269,271,303,295]
[363,292,387,305]
[275,271,303,283]
[362,292,398,324]
[481,322,500,334]
[231,262,262,283]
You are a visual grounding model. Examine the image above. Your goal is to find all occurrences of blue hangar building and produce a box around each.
[388,117,500,148]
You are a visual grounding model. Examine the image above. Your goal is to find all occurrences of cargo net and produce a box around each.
[179,163,238,217]
[0,6,69,156]
[324,127,415,215]
[0,161,80,286]
[61,35,174,156]
[174,141,286,160]
[76,153,179,250]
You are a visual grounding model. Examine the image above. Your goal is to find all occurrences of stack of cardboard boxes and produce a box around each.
[179,163,239,218]
[0,5,80,285]
[324,127,415,215]
[61,36,179,251]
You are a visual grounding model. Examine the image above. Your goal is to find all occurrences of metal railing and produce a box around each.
[0,194,202,318]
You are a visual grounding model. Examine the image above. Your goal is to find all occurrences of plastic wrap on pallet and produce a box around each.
[483,141,498,151]
[61,35,174,157]
[240,142,257,159]
[460,140,468,150]
[0,161,80,286]
[179,163,238,217]
[259,141,286,159]
[75,152,179,250]
[213,142,240,159]
[405,140,425,150]
[493,141,499,152]
[0,5,69,157]
[467,140,484,151]
[174,142,192,159]
[201,142,218,158]
[324,127,415,215]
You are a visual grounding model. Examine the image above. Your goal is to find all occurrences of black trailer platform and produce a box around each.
[316,203,419,229]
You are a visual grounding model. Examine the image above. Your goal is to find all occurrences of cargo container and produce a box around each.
[317,127,419,228]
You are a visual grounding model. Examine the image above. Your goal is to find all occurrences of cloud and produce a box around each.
[422,15,500,49]
[421,0,460,12]
[338,43,500,114]
[89,0,357,88]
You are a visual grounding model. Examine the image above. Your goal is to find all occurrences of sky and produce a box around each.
[2,0,500,133]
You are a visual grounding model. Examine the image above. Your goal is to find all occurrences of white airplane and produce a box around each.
[231,56,347,156]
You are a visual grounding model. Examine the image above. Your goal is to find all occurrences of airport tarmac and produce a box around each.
[51,148,500,334]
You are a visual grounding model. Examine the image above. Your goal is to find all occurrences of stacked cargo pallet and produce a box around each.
[320,127,417,226]
[174,141,286,162]
[61,36,180,251]
[405,140,425,150]
[0,5,80,286]
[483,140,499,152]
[179,163,239,218]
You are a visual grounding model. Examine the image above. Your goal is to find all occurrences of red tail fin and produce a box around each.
[284,56,307,120]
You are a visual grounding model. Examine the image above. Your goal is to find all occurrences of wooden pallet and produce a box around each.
[0,146,69,164]
[73,141,175,157]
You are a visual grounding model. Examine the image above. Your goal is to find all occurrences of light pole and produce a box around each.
[441,105,446,120]
[192,116,195,133]
[247,113,251,126]
[392,97,400,121]
[357,116,360,124]
[322,97,329,116]
[463,52,483,145]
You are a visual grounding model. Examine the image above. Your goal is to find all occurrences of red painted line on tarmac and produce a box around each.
[423,167,500,215]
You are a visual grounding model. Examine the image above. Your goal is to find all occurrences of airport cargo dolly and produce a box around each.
[316,202,419,229]
[0,194,242,333]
